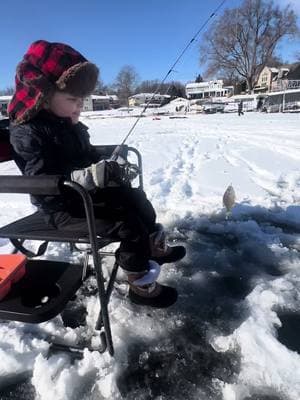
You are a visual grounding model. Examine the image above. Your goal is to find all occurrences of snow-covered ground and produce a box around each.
[0,111,300,400]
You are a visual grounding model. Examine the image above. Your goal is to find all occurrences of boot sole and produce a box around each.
[128,286,178,308]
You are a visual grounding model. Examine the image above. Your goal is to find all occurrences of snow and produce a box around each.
[1,111,300,400]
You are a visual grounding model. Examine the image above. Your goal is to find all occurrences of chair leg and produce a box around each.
[96,261,119,331]
[93,259,115,356]
[82,251,90,280]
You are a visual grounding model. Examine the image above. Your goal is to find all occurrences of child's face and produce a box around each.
[47,92,84,124]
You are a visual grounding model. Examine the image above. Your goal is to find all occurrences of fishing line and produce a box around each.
[111,0,227,160]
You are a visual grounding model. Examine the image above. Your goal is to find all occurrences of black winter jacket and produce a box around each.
[10,110,101,213]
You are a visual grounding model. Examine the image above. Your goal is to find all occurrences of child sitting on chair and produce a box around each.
[8,40,185,308]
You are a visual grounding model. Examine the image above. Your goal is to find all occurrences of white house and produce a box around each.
[83,95,110,111]
[128,93,171,107]
[83,94,120,111]
[185,80,233,101]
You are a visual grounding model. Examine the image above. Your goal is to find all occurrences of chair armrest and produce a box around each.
[0,175,63,195]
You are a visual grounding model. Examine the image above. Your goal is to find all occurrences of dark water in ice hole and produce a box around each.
[1,215,299,400]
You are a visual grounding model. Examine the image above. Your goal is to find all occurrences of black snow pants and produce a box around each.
[48,187,157,273]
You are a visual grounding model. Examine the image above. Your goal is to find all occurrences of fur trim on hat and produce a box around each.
[56,62,99,97]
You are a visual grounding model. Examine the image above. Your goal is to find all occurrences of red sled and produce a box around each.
[0,254,27,301]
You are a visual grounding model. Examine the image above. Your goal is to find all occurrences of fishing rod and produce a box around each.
[110,0,227,161]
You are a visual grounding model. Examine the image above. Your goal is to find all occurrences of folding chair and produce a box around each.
[0,118,143,356]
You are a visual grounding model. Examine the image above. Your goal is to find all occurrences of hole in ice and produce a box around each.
[277,312,300,354]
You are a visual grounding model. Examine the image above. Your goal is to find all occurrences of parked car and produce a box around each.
[223,103,238,113]
[202,102,225,114]
[265,104,281,113]
[284,101,300,112]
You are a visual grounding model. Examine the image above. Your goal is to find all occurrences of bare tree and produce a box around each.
[200,0,299,92]
[165,81,186,98]
[114,65,139,106]
[93,78,107,95]
[135,80,160,94]
[0,87,14,95]
[135,80,186,98]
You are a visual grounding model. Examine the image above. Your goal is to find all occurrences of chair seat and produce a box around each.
[0,259,83,323]
[0,211,91,243]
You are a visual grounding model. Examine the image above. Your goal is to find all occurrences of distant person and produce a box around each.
[257,98,263,111]
[238,100,244,116]
[8,40,185,308]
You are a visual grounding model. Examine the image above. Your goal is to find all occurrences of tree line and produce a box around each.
[93,66,186,106]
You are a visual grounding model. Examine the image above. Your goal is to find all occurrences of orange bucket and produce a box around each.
[0,254,27,301]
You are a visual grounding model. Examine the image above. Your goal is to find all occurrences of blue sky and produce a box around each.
[0,0,299,90]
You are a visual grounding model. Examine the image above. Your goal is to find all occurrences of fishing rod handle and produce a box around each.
[109,145,122,161]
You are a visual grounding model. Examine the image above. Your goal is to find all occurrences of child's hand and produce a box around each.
[71,160,128,189]
[104,160,124,185]
[91,160,125,187]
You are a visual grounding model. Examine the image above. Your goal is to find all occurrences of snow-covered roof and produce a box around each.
[108,95,119,101]
[0,95,12,101]
[169,97,188,103]
[186,80,224,89]
[130,93,170,99]
[90,95,111,100]
[231,94,258,100]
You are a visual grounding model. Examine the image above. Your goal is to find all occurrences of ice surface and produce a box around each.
[0,112,300,400]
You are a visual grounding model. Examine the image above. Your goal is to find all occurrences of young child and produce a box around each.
[8,40,186,308]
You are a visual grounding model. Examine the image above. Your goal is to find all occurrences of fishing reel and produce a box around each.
[109,146,140,186]
[120,161,140,186]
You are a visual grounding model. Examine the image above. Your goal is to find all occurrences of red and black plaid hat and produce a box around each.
[8,40,99,125]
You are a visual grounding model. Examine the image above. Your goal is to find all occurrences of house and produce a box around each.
[255,63,300,93]
[83,95,119,111]
[254,67,280,92]
[108,95,120,109]
[128,93,171,107]
[185,80,233,101]
[275,62,300,91]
